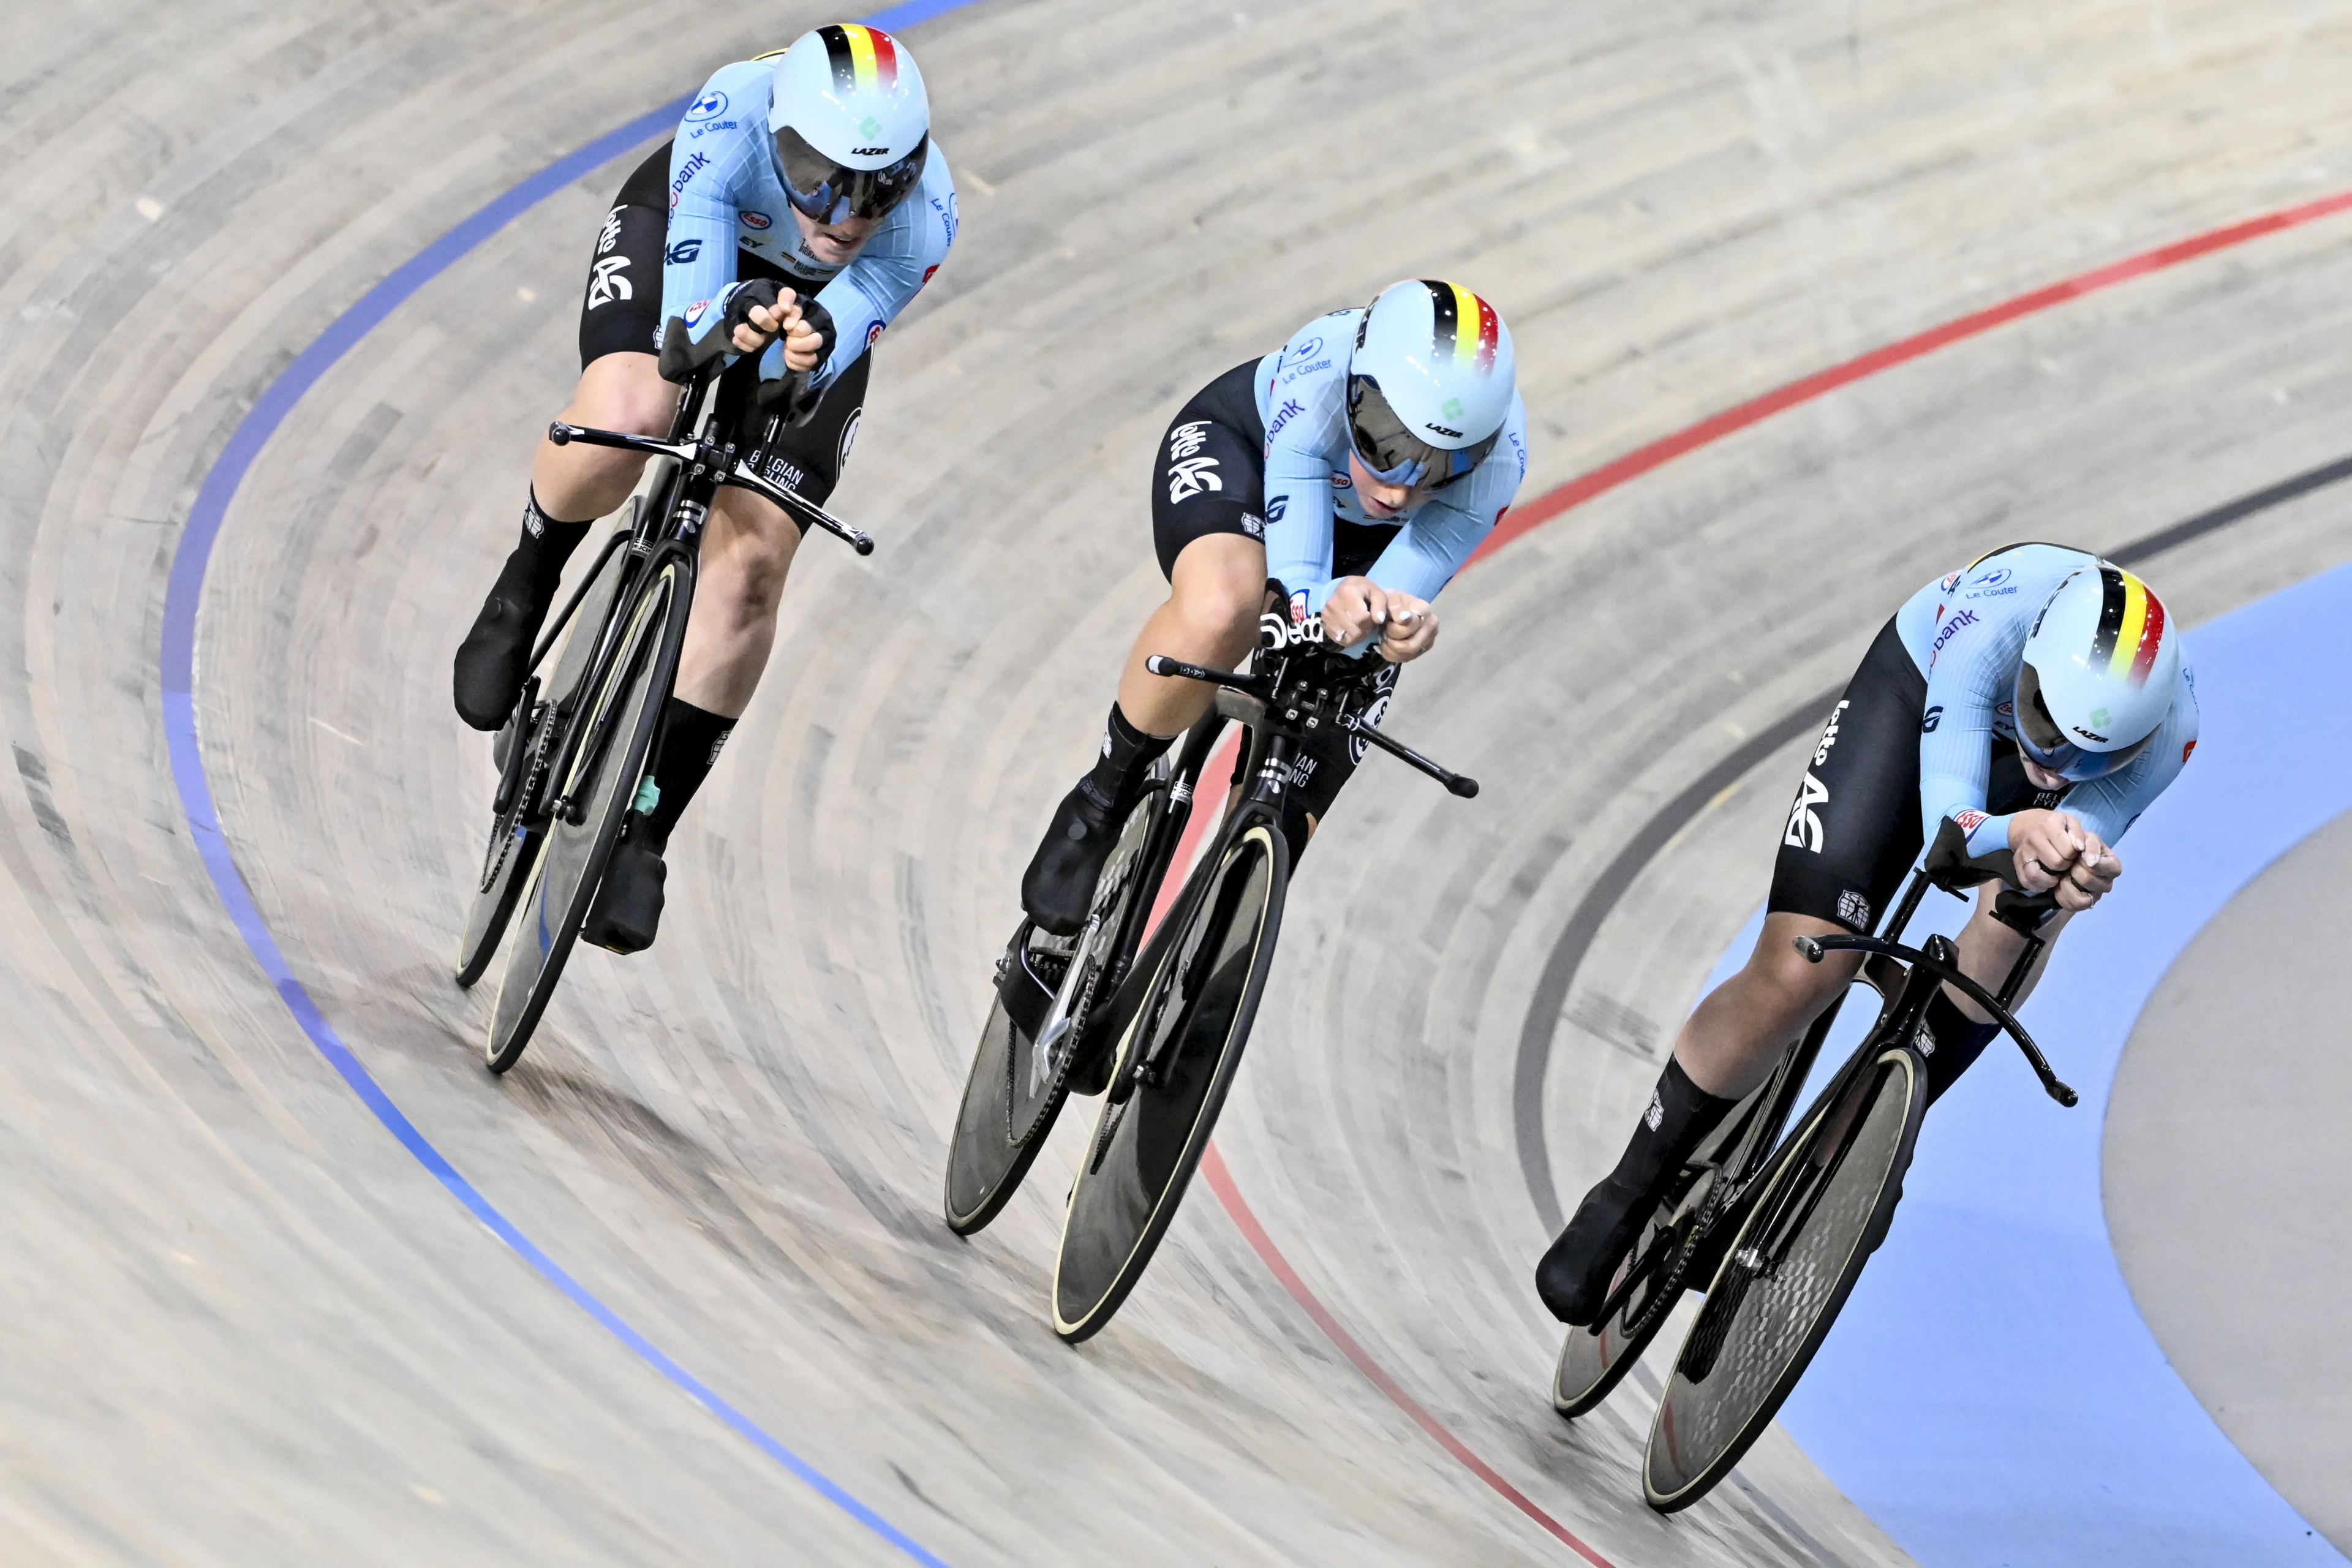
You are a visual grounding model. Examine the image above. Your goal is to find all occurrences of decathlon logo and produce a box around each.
[1784,771,1829,853]
[1259,609,1325,650]
[586,256,632,309]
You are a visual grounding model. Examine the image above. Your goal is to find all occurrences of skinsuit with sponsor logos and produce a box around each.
[1018,281,1529,938]
[1533,541,2199,1327]
[450,24,955,954]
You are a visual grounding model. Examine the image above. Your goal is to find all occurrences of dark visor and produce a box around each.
[2016,662,2151,782]
[776,127,927,224]
[1347,376,1494,490]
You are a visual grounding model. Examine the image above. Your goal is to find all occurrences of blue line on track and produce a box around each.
[159,9,984,1561]
[1695,564,2352,1566]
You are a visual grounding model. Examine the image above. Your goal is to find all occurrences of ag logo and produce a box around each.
[858,115,884,139]
[1784,771,1829,853]
[1441,396,1464,420]
[2088,706,2111,728]
[665,238,702,264]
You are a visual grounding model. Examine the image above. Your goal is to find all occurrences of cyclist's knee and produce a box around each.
[565,352,671,436]
[1748,917,1855,1011]
[1167,560,1263,653]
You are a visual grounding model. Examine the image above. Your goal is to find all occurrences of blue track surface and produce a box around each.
[1701,560,2352,1566]
[157,4,979,1560]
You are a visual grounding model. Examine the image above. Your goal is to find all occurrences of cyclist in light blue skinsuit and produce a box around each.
[451,23,954,954]
[1257,311,1529,626]
[1537,542,2200,1326]
[1017,281,1528,935]
[660,56,954,397]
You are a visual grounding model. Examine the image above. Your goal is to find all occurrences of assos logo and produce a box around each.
[685,90,729,122]
[741,211,772,230]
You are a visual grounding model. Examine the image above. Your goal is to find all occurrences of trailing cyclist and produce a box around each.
[1018,280,1529,935]
[450,23,955,952]
[1535,545,2199,1325]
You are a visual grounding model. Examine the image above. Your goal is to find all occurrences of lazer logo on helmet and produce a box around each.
[850,146,891,156]
[1425,423,1463,438]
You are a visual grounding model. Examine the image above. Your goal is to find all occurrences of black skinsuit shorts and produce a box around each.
[1148,358,1403,845]
[1768,616,2064,933]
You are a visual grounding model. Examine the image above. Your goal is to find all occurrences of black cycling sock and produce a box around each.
[1921,986,2002,1107]
[1082,703,1174,810]
[1602,1056,1739,1206]
[499,489,593,601]
[638,698,735,849]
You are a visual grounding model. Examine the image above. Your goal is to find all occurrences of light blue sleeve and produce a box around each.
[2059,668,2199,846]
[763,148,957,392]
[660,66,768,351]
[1261,383,1343,612]
[1360,393,1528,603]
[1917,600,2023,854]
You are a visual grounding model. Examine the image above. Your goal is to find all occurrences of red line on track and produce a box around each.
[1200,1145,1619,1565]
[1469,184,2352,565]
[1164,185,2352,1556]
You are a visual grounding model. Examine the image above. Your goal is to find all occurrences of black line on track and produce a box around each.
[1515,451,2352,1231]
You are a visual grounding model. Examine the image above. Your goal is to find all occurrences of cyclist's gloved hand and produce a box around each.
[658,279,786,383]
[753,298,837,421]
[723,278,790,353]
[1322,577,1439,663]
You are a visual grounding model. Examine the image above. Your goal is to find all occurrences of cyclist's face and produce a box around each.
[792,206,877,265]
[1348,453,1423,519]
[2020,755,2070,791]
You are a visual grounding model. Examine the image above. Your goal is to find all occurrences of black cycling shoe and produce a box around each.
[584,826,667,954]
[1020,777,1123,937]
[453,581,552,732]
[1535,1175,1656,1326]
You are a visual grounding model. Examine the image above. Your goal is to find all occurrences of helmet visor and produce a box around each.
[2015,662,2153,782]
[775,127,927,224]
[1347,376,1494,491]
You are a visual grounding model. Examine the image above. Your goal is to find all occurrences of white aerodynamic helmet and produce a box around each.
[1345,279,1517,489]
[766,24,930,224]
[2015,564,2181,782]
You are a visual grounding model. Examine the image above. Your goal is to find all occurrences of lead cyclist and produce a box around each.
[1535,545,2201,1325]
[450,24,956,953]
[1017,280,1530,933]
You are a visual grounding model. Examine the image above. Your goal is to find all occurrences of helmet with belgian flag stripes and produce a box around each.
[765,24,930,225]
[1346,279,1517,490]
[2014,563,2182,782]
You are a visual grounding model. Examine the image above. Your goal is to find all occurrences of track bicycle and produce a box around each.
[941,603,1478,1342]
[451,317,872,1072]
[1548,837,2076,1510]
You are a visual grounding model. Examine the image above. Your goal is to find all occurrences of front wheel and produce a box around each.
[1643,1046,1924,1512]
[483,556,690,1073]
[1051,820,1287,1342]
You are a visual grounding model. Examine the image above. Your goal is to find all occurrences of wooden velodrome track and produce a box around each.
[5,0,2351,1561]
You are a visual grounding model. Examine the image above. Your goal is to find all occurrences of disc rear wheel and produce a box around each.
[454,530,631,986]
[943,782,1166,1235]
